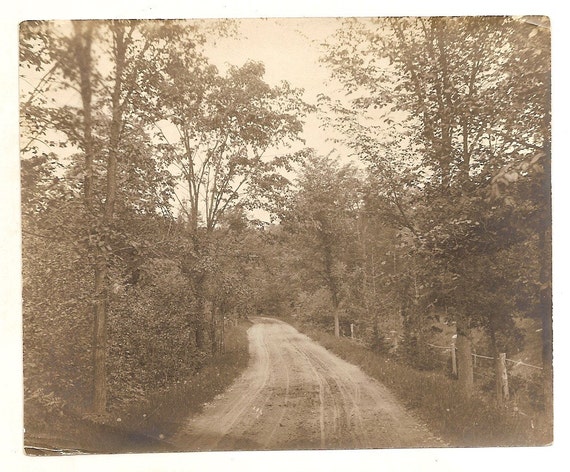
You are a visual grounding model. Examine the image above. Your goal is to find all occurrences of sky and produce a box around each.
[204,18,349,159]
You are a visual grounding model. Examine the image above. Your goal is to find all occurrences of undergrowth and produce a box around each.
[114,320,251,442]
[282,316,551,448]
[24,320,251,455]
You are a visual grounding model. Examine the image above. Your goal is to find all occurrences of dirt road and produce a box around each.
[172,317,442,451]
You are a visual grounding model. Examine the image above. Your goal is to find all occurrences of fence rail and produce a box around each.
[427,342,542,370]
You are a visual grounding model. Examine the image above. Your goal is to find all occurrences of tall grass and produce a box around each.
[284,318,550,447]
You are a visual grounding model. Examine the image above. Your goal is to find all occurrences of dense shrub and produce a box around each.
[22,216,94,415]
[107,258,205,408]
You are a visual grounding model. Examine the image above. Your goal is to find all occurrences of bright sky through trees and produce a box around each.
[204,18,348,159]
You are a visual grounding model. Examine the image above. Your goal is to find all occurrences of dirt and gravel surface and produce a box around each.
[172,317,443,451]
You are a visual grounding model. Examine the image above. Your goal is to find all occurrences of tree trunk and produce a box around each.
[208,300,217,355]
[333,310,340,338]
[193,262,208,352]
[541,279,553,424]
[323,245,341,338]
[90,23,127,414]
[331,282,340,338]
[450,337,457,377]
[71,22,109,415]
[537,26,552,434]
[539,220,553,432]
[190,269,209,351]
[73,22,95,208]
[456,317,474,397]
[411,269,430,367]
[200,236,213,351]
[195,317,205,350]
[92,254,107,413]
[220,307,226,354]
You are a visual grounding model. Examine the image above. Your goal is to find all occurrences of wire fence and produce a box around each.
[426,341,542,370]
[346,327,546,416]
[344,326,544,392]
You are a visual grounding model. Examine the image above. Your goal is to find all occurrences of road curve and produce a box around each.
[171,317,442,451]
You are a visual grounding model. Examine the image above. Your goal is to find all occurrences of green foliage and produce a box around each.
[25,320,252,453]
[294,288,335,328]
[154,49,310,231]
[22,208,94,412]
[107,261,202,407]
[277,152,364,334]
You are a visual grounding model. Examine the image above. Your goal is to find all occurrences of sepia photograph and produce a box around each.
[13,6,559,466]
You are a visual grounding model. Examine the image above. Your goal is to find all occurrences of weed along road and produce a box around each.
[171,317,442,451]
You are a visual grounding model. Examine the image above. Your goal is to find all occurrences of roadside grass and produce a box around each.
[282,317,550,448]
[24,319,251,455]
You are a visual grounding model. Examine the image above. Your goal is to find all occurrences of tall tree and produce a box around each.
[282,152,362,337]
[155,59,307,233]
[322,16,550,395]
[20,20,209,413]
[154,54,309,346]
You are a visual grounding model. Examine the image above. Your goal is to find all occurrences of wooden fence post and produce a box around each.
[451,335,457,377]
[496,352,509,405]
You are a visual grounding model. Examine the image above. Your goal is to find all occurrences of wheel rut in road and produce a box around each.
[171,317,443,451]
